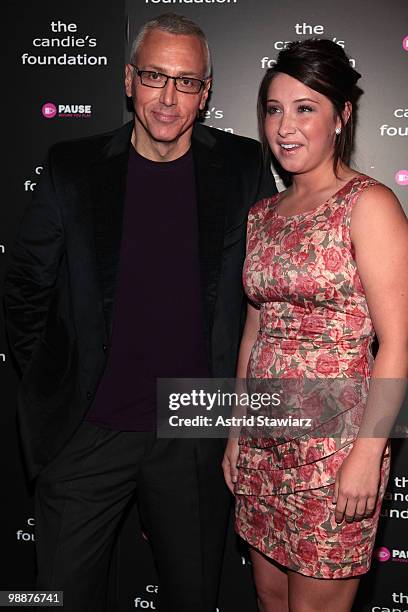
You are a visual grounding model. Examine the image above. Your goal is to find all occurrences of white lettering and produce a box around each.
[16,530,35,542]
[133,597,156,609]
[392,549,408,559]
[394,108,408,118]
[380,124,408,136]
[24,180,36,191]
[393,590,408,603]
[50,21,77,33]
[294,23,325,35]
[21,54,108,66]
[58,104,92,114]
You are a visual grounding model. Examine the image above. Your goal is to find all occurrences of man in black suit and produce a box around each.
[4,12,276,612]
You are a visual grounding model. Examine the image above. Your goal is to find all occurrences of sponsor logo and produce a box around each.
[375,546,391,562]
[403,36,408,51]
[42,102,57,119]
[41,102,92,119]
[374,546,408,563]
[395,171,408,186]
[22,21,108,67]
[391,549,408,562]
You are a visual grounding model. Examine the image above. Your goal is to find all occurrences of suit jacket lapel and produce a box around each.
[192,124,228,343]
[90,121,133,339]
[90,120,228,347]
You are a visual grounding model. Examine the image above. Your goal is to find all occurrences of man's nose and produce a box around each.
[159,77,178,106]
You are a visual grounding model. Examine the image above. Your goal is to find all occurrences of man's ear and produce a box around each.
[125,64,134,98]
[199,78,212,111]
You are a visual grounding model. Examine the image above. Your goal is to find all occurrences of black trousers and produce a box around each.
[35,422,230,612]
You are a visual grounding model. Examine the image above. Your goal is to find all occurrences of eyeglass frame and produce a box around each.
[130,64,209,94]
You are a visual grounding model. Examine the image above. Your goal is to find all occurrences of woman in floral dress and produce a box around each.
[222,40,408,612]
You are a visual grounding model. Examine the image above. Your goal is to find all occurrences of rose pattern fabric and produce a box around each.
[235,175,391,578]
[236,459,389,579]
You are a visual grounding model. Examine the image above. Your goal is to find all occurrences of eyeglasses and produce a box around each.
[131,65,207,94]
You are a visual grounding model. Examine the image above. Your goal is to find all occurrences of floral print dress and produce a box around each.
[235,174,390,578]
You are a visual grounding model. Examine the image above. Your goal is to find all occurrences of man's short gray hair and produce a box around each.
[129,13,212,78]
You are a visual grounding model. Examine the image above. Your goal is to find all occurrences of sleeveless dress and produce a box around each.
[235,174,390,579]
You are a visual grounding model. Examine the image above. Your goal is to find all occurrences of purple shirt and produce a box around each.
[86,146,209,431]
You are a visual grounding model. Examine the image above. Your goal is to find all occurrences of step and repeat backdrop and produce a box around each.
[1,0,125,594]
[1,0,407,611]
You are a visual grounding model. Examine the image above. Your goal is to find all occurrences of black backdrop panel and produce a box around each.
[1,0,124,592]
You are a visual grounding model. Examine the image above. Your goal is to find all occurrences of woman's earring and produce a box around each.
[335,127,341,135]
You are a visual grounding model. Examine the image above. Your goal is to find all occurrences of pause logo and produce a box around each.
[375,547,391,562]
[42,102,57,119]
[395,170,408,186]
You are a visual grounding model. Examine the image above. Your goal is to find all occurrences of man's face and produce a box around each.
[125,29,211,161]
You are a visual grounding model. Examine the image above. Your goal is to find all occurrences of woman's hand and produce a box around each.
[333,447,381,523]
[222,437,240,495]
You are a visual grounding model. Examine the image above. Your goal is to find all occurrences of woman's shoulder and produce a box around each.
[350,173,400,206]
[340,173,400,218]
[347,172,396,195]
[349,174,407,236]
[249,192,281,218]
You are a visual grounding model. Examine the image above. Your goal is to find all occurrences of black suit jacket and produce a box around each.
[4,120,276,480]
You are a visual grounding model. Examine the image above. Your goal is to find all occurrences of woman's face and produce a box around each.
[264,72,342,176]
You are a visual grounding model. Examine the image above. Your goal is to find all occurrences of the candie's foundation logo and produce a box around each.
[395,170,408,186]
[403,36,408,51]
[41,101,92,119]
